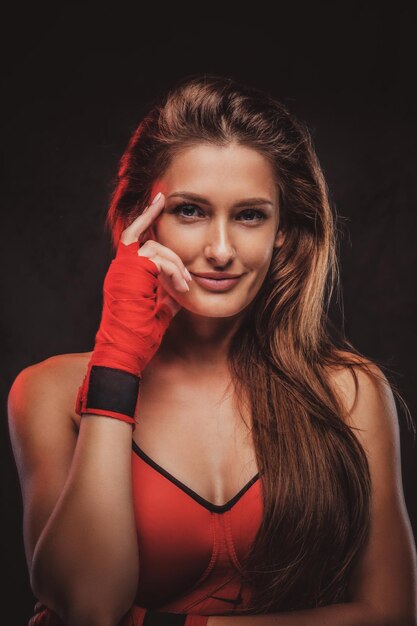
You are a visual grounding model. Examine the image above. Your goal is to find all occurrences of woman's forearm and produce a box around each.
[207,601,399,626]
[30,414,139,625]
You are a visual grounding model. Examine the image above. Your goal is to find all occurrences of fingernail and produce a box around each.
[151,191,162,205]
[184,268,192,281]
[183,279,190,291]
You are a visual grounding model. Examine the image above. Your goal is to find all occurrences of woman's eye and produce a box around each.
[238,209,266,222]
[171,203,266,223]
[172,203,201,218]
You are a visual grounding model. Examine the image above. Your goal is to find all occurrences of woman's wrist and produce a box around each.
[75,362,141,430]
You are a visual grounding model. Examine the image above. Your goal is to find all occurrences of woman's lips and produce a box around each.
[191,274,243,292]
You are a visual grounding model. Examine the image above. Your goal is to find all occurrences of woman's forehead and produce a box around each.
[155,143,279,205]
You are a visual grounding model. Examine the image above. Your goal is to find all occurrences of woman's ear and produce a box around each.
[274,228,286,249]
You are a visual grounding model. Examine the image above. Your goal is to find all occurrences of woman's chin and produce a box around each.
[178,298,250,319]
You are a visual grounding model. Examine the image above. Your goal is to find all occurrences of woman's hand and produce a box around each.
[75,191,193,426]
[120,191,192,319]
[91,191,192,376]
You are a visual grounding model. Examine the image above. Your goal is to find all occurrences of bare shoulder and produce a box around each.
[329,353,402,490]
[324,350,399,452]
[7,351,93,467]
[9,351,93,427]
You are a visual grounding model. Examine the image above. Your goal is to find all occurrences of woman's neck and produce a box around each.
[159,308,244,367]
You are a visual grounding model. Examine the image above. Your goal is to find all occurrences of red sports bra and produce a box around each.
[29,441,264,626]
[131,439,264,616]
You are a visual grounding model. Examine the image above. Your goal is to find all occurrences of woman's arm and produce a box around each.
[11,196,186,626]
[8,356,139,626]
[209,362,417,626]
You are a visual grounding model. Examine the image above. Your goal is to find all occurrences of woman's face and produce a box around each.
[148,142,285,318]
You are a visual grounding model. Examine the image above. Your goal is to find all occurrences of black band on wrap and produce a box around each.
[86,365,140,417]
[143,610,187,625]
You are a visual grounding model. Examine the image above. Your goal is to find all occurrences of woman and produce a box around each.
[8,75,416,626]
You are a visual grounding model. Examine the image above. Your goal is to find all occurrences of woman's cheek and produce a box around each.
[153,218,194,251]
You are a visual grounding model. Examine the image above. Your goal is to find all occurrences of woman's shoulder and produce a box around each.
[8,351,93,430]
[10,351,93,395]
[37,351,93,379]
[324,349,395,434]
[325,346,374,381]
[325,347,386,390]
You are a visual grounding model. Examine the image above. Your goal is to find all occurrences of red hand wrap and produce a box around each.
[75,240,173,430]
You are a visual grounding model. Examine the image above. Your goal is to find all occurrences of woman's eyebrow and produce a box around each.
[167,191,274,208]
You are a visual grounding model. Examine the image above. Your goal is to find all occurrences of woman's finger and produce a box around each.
[138,239,191,284]
[118,192,192,285]
[120,191,165,245]
[146,255,190,293]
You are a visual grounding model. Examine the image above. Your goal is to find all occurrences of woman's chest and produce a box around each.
[132,363,260,507]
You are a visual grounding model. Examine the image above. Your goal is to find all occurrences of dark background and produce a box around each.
[1,4,416,624]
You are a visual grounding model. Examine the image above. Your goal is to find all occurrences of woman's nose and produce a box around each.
[203,220,236,266]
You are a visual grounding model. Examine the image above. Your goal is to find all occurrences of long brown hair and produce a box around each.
[105,74,414,613]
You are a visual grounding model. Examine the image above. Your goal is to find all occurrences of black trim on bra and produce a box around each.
[143,610,186,625]
[131,439,261,514]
